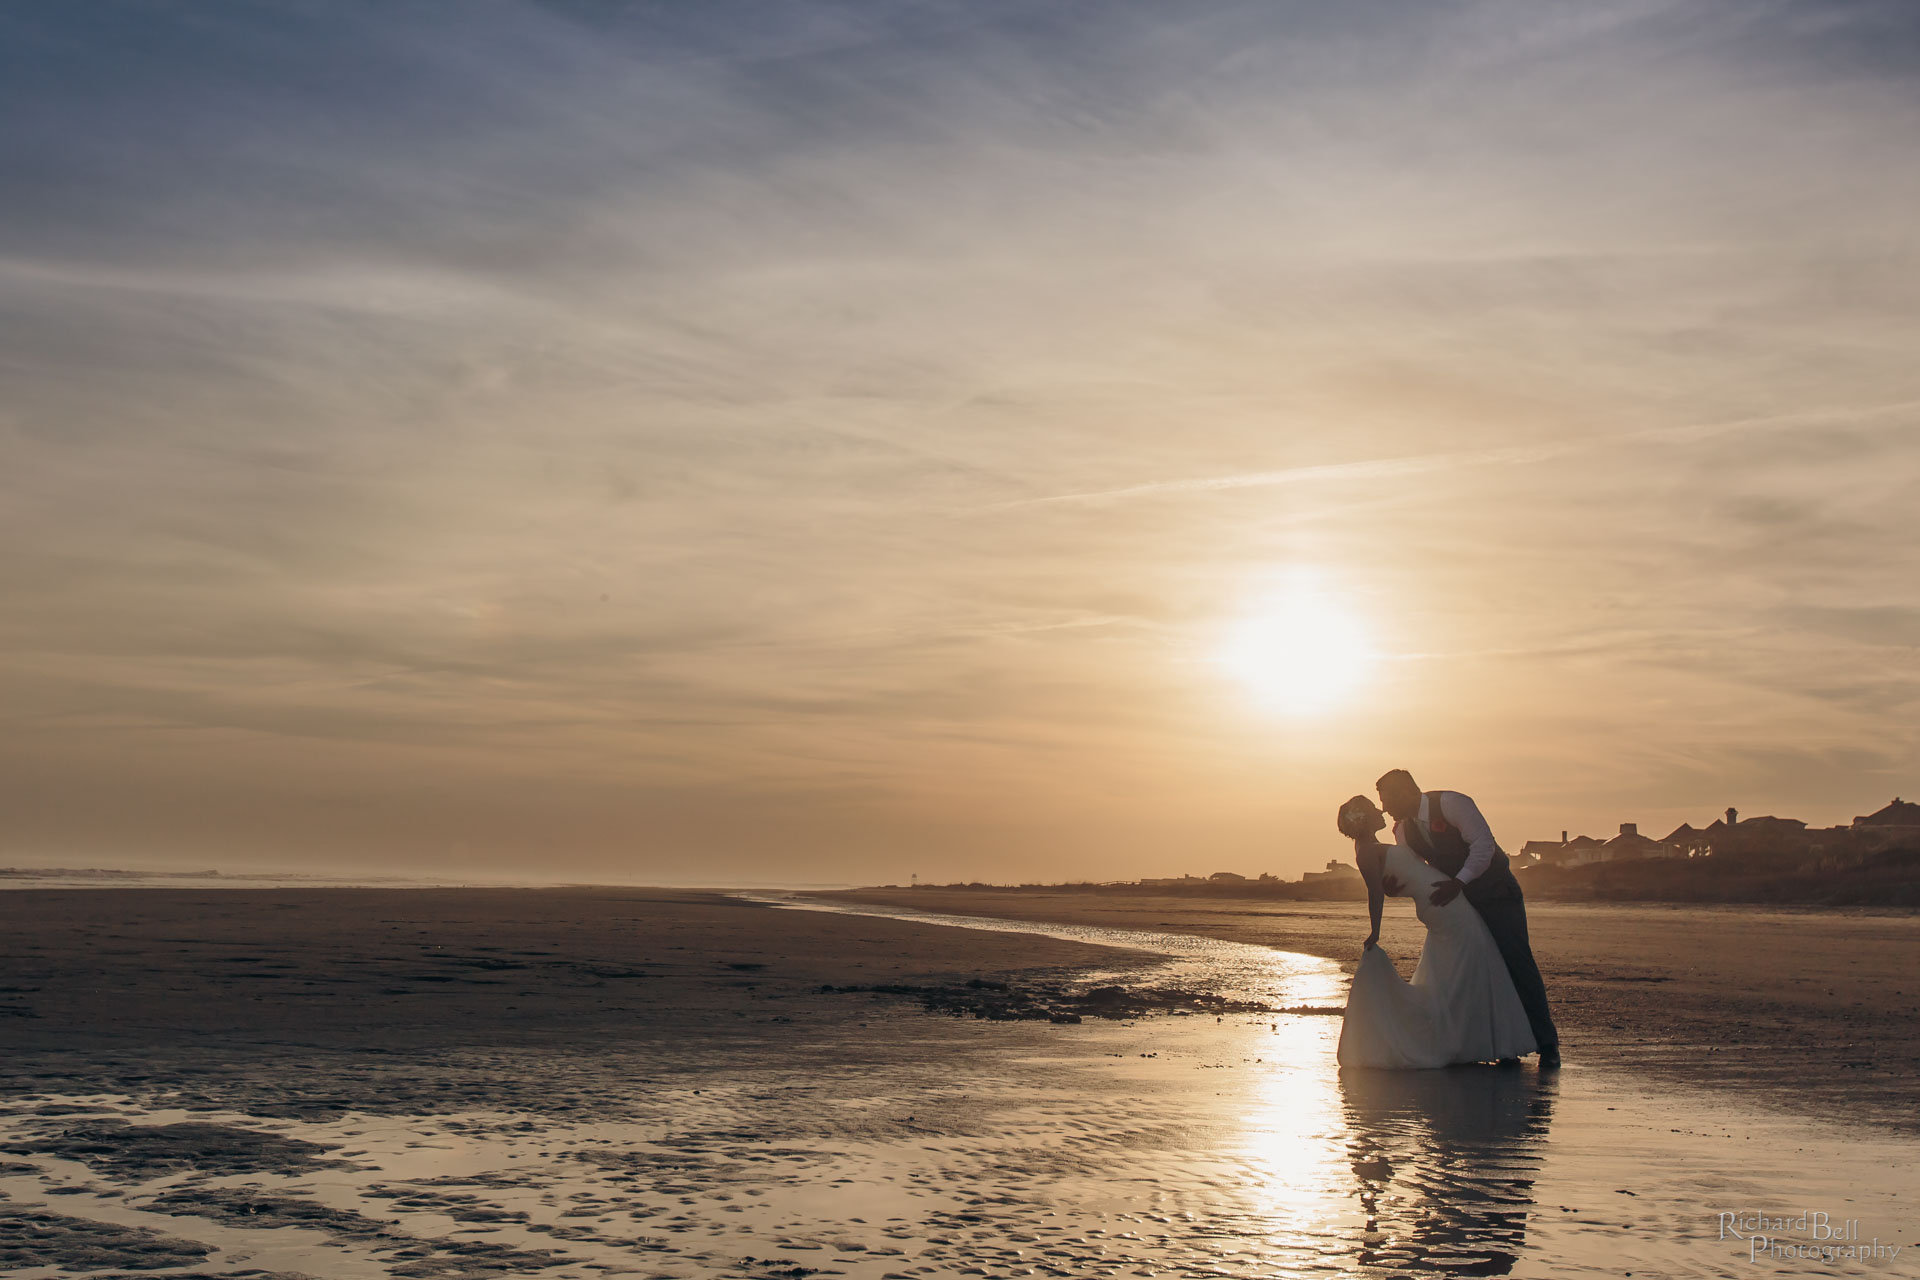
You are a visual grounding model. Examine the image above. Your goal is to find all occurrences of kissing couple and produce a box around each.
[1335,769,1561,1070]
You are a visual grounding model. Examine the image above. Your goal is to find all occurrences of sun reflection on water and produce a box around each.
[1338,1064,1558,1275]
[1241,1017,1350,1220]
[1226,943,1565,1276]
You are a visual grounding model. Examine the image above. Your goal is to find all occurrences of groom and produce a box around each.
[1376,768,1561,1068]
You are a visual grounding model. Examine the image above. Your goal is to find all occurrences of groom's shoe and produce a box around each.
[1538,1046,1562,1069]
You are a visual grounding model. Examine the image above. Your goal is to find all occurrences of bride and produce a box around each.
[1334,795,1537,1069]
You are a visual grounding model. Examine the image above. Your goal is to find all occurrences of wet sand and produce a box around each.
[819,889,1920,1127]
[0,887,1146,1058]
[2,887,1915,1278]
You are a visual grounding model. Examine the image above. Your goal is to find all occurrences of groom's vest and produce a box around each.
[1404,792,1521,905]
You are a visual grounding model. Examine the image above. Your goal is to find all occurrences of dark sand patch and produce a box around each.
[63,1275,315,1280]
[378,1236,569,1277]
[145,1187,399,1240]
[0,1203,212,1272]
[823,977,1281,1022]
[1,1121,349,1183]
[363,1183,532,1226]
[141,1180,591,1276]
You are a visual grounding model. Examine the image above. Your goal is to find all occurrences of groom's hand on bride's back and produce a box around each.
[1428,877,1465,906]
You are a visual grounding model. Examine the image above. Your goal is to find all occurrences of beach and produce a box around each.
[2,886,1915,1278]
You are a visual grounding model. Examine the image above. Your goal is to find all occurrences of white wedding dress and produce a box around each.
[1337,841,1538,1069]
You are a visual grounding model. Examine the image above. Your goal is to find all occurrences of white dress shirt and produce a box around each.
[1392,790,1499,884]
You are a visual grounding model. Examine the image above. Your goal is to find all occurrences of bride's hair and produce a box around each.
[1337,794,1383,839]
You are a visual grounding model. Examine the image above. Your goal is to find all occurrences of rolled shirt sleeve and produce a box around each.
[1441,791,1498,884]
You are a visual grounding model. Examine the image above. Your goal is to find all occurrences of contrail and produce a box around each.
[995,441,1575,508]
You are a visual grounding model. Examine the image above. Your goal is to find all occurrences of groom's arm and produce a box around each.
[1443,792,1499,884]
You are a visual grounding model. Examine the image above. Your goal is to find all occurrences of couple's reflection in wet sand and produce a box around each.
[1340,1064,1557,1276]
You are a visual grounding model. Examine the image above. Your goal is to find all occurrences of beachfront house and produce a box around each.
[1707,814,1810,859]
[1661,823,1710,857]
[1848,799,1920,858]
[1854,798,1920,830]
[1517,831,1570,865]
[1601,822,1678,861]
[1529,834,1608,868]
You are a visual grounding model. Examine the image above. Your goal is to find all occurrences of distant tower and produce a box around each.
[1561,830,1568,844]
[1726,806,1738,826]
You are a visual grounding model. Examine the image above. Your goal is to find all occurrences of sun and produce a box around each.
[1217,577,1377,716]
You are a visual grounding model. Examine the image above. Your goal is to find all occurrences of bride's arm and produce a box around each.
[1354,838,1384,950]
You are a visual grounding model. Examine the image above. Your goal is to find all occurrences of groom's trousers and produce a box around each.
[1468,876,1559,1053]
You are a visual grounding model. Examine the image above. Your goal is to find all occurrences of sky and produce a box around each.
[3,0,1917,884]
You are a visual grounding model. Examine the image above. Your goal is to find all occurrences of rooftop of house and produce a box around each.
[1733,815,1808,831]
[1856,798,1920,827]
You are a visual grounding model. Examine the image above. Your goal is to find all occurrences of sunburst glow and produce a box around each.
[1218,578,1377,716]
